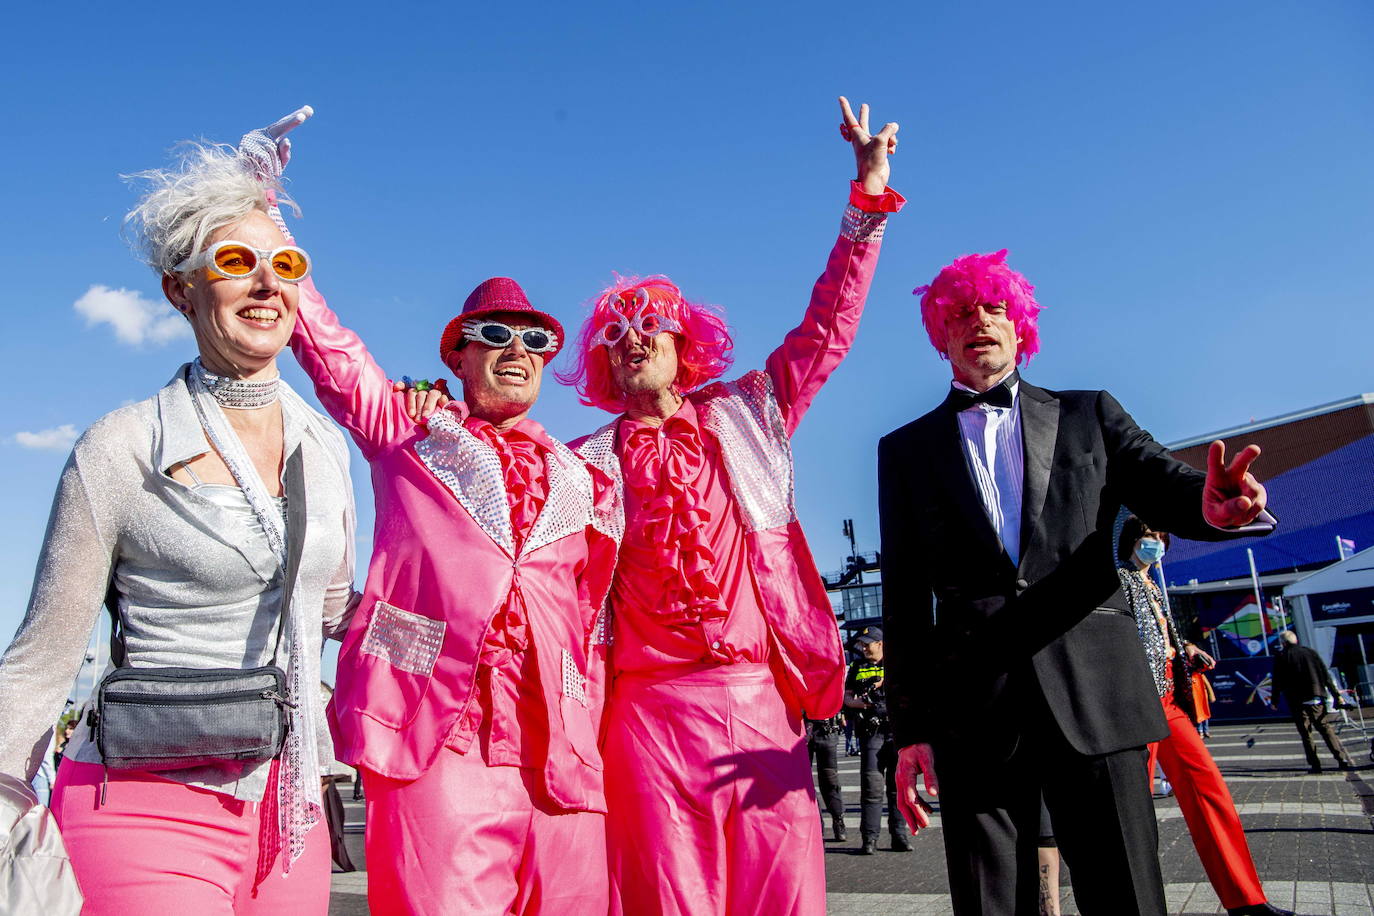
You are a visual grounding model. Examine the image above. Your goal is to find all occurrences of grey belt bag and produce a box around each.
[91,448,306,773]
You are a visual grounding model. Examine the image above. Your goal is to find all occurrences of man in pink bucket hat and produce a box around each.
[560,96,903,915]
[249,111,622,913]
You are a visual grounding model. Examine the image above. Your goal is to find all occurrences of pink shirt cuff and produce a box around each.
[849,181,906,213]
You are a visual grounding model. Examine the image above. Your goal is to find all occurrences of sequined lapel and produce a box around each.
[523,440,594,555]
[414,411,515,555]
[696,371,796,533]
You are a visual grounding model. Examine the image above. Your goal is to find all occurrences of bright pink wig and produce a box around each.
[557,274,735,413]
[913,249,1042,365]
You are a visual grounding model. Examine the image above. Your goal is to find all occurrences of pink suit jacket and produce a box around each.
[575,192,899,720]
[290,283,620,813]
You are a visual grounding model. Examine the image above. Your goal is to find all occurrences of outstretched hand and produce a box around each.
[838,96,899,195]
[238,105,314,183]
[894,743,938,835]
[1202,440,1268,528]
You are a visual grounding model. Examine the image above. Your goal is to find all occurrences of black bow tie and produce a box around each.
[949,373,1018,411]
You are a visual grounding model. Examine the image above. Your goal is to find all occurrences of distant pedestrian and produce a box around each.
[806,715,847,841]
[843,626,911,855]
[1271,630,1356,773]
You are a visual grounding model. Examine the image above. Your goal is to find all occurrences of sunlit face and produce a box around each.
[607,318,680,399]
[861,640,883,662]
[942,299,1021,386]
[451,311,547,423]
[162,209,299,379]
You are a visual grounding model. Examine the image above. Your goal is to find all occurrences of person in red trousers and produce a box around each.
[1116,515,1290,916]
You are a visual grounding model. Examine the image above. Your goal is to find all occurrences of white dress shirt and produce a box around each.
[953,376,1024,566]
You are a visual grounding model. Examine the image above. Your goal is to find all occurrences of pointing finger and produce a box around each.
[265,105,314,141]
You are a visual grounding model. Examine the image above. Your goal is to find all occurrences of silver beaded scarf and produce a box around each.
[188,359,322,872]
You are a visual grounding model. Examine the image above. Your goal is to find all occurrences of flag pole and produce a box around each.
[1248,547,1270,656]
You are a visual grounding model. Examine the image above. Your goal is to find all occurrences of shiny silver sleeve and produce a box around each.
[0,454,117,781]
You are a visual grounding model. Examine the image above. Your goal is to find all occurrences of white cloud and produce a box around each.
[14,425,78,451]
[73,284,190,346]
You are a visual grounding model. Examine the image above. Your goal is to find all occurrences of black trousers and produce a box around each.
[1291,704,1354,769]
[933,698,1165,916]
[809,729,845,821]
[859,731,909,841]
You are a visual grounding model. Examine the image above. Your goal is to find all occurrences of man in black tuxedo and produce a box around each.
[878,250,1279,916]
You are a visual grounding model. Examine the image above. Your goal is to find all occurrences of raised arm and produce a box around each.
[290,279,417,457]
[1102,392,1274,541]
[237,108,415,457]
[765,97,904,435]
[0,449,118,782]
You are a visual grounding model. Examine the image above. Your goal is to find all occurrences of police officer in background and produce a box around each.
[844,626,914,854]
[806,713,847,841]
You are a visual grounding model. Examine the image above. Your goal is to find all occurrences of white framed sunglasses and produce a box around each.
[173,240,312,283]
[461,319,559,353]
[590,288,683,347]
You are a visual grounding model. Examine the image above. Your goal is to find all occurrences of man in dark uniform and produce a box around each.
[1271,630,1356,773]
[844,626,913,854]
[806,714,847,841]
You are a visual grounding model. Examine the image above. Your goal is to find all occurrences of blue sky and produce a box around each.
[2,2,1372,673]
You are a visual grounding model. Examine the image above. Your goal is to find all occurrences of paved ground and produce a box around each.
[328,716,1374,914]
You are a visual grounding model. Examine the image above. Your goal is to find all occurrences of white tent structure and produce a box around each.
[1283,545,1374,702]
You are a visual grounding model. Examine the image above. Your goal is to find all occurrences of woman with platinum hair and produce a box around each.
[0,109,364,913]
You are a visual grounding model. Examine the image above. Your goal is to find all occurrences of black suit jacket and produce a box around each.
[878,382,1267,759]
[1271,644,1342,709]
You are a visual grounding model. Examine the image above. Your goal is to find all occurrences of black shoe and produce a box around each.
[859,838,877,855]
[1226,903,1295,916]
[891,834,913,852]
[1307,766,1323,774]
[832,818,847,842]
[1337,761,1354,771]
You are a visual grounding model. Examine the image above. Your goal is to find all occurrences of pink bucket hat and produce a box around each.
[438,277,566,364]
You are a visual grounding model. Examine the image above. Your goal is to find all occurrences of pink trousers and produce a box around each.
[50,759,330,915]
[362,749,608,915]
[604,663,826,916]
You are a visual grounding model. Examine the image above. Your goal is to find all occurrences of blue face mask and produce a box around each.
[1135,538,1166,565]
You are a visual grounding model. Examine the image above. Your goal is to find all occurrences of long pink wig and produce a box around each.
[913,249,1042,365]
[557,275,735,413]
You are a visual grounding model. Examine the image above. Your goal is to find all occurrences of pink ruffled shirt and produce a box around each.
[446,417,551,768]
[613,399,771,672]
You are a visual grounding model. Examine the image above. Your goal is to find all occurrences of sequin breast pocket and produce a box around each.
[356,600,446,727]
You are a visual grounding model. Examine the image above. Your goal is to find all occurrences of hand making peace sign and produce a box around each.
[839,96,899,196]
[1202,440,1269,529]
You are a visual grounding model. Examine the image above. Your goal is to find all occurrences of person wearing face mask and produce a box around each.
[559,97,903,914]
[272,115,621,915]
[1115,515,1290,916]
[878,248,1278,916]
[0,112,357,913]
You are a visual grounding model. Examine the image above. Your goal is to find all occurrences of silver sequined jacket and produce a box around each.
[0,365,356,802]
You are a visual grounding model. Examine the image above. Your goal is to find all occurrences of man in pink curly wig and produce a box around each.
[878,250,1280,916]
[564,97,904,916]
